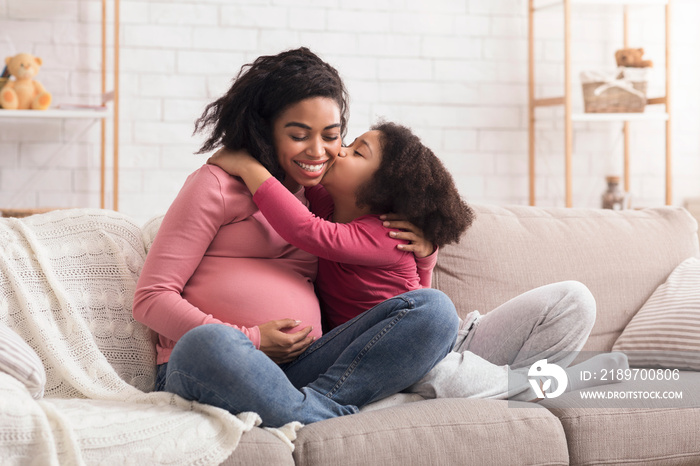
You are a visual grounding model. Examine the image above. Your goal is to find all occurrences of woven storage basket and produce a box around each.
[580,67,648,113]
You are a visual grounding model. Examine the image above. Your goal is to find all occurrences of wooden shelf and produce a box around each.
[534,0,668,10]
[0,108,110,119]
[573,0,668,5]
[1,0,120,212]
[571,112,669,121]
[535,107,670,122]
[528,0,672,207]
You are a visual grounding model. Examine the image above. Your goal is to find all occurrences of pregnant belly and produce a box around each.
[183,256,322,339]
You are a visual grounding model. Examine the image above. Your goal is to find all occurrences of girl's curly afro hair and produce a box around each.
[356,122,475,247]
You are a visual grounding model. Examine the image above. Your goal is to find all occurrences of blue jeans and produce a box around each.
[159,288,458,427]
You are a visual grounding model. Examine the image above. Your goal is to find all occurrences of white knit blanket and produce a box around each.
[0,209,296,465]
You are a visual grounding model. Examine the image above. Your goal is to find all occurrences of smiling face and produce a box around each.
[272,97,342,192]
[321,130,383,202]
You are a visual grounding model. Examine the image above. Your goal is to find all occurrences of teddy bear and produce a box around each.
[615,48,653,68]
[0,53,52,110]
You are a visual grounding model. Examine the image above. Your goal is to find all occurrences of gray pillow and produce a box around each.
[613,257,700,370]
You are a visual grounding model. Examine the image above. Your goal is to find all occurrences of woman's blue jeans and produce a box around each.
[158,288,458,427]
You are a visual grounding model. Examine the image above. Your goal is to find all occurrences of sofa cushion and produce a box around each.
[549,406,700,466]
[613,257,700,370]
[539,371,700,465]
[293,399,569,466]
[220,427,294,466]
[433,204,700,353]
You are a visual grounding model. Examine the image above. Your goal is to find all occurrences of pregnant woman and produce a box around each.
[133,48,458,427]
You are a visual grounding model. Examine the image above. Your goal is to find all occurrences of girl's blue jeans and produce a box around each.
[156,288,458,427]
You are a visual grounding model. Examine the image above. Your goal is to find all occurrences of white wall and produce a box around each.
[1,0,698,224]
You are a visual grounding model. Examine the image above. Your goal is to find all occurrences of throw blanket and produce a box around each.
[0,209,298,465]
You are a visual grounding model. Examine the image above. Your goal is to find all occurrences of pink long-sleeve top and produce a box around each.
[253,177,437,329]
[133,165,322,364]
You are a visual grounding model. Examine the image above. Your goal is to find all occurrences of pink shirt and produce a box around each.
[133,165,322,364]
[253,177,437,329]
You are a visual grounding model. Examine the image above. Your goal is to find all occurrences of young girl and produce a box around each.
[208,121,474,329]
[209,121,629,402]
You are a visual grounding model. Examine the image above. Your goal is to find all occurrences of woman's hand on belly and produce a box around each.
[258,319,315,364]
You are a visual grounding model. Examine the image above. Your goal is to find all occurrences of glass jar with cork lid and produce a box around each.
[602,175,629,210]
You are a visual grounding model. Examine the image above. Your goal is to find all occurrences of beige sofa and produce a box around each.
[232,203,700,466]
[1,203,698,465]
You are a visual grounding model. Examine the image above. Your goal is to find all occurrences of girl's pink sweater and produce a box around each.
[253,177,437,329]
[133,166,322,364]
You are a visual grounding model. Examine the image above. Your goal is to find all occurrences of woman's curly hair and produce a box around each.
[356,122,475,247]
[193,47,349,181]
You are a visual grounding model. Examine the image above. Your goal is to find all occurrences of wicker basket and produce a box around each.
[581,68,648,113]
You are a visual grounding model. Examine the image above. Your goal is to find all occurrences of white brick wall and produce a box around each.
[0,0,699,224]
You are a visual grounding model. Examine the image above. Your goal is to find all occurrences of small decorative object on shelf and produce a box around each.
[0,53,52,110]
[581,67,648,113]
[602,176,629,210]
[581,47,653,114]
[615,47,654,68]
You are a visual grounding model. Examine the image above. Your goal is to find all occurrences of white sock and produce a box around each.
[564,352,629,392]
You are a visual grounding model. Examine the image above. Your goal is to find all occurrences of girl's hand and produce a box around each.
[380,213,436,258]
[258,319,314,364]
[207,147,260,177]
